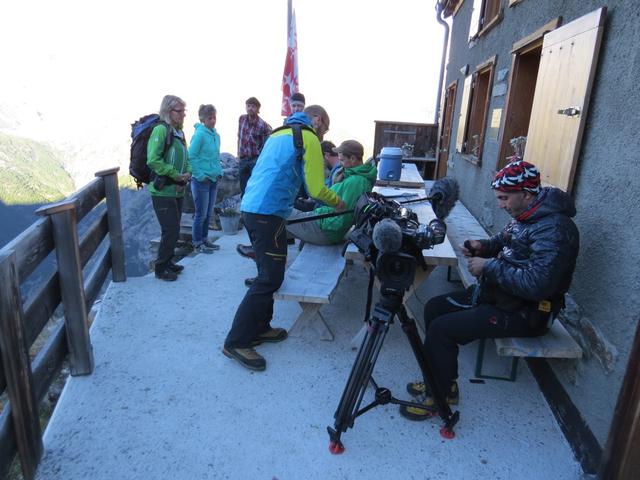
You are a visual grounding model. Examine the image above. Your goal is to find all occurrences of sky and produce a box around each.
[1,0,446,164]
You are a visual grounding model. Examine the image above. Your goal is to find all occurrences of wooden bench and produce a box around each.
[273,243,346,341]
[440,193,583,381]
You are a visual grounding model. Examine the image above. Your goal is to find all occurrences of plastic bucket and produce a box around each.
[378,147,403,181]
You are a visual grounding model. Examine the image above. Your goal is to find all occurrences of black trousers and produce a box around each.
[238,157,258,197]
[225,213,287,348]
[152,196,183,273]
[422,288,549,392]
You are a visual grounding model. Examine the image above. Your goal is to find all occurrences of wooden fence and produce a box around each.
[0,167,126,479]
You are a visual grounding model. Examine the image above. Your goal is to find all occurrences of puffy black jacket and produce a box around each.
[479,187,580,304]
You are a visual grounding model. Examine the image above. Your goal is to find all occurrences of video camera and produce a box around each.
[346,192,447,295]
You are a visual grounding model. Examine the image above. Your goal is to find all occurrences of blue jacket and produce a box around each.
[241,113,340,218]
[188,123,222,182]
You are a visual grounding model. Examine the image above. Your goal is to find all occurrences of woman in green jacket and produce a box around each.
[147,95,191,281]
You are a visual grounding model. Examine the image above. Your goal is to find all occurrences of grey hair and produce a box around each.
[304,105,330,130]
[159,95,186,125]
[198,104,217,122]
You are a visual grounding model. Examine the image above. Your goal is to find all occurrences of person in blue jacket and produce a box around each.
[189,104,222,254]
[222,105,345,371]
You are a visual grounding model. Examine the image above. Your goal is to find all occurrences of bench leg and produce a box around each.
[474,338,519,382]
[289,302,334,341]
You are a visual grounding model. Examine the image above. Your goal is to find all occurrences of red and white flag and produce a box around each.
[281,7,299,116]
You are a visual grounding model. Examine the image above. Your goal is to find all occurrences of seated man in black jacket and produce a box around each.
[400,160,580,420]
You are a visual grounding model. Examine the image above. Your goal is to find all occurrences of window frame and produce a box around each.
[455,56,497,166]
[469,0,504,41]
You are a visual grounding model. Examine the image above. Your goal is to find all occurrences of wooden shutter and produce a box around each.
[523,7,606,191]
[456,75,473,153]
[469,0,482,40]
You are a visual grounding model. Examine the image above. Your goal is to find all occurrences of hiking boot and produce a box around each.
[203,239,221,250]
[400,382,459,421]
[252,327,288,346]
[155,269,178,281]
[406,380,459,405]
[236,244,256,260]
[222,346,266,371]
[195,243,216,254]
[166,263,185,274]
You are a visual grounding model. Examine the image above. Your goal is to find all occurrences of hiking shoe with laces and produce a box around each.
[236,244,256,260]
[400,382,459,421]
[252,327,288,346]
[203,239,221,250]
[406,380,459,405]
[166,263,185,274]
[222,346,266,371]
[155,269,178,281]
[195,243,216,254]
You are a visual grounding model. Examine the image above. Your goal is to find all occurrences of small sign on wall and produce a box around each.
[488,108,502,140]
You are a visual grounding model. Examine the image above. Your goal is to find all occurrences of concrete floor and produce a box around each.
[37,230,584,479]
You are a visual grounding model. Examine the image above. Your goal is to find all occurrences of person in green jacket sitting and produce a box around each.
[147,95,192,281]
[286,140,377,245]
[189,104,222,254]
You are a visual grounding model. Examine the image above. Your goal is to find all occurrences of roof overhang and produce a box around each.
[438,0,462,18]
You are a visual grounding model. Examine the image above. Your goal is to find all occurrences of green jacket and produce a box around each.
[316,162,378,243]
[147,124,191,197]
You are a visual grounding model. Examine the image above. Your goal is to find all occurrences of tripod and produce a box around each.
[327,277,460,454]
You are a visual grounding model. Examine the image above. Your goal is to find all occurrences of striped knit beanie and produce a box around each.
[491,160,541,194]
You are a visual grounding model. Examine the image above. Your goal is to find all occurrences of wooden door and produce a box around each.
[523,7,606,192]
[437,81,457,178]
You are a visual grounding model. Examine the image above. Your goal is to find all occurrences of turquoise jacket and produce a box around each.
[188,123,222,181]
[241,112,340,218]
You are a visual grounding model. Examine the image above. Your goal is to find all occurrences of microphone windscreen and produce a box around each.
[372,219,403,254]
[428,177,459,219]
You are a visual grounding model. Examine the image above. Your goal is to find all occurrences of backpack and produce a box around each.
[129,114,173,189]
[272,123,316,198]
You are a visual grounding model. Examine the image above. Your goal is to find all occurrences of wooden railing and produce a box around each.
[0,167,126,479]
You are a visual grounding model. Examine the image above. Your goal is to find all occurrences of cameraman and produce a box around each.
[223,105,345,371]
[400,161,580,420]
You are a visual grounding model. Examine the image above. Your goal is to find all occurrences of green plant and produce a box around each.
[220,207,240,217]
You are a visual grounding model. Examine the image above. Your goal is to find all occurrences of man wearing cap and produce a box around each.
[400,160,580,420]
[237,97,272,196]
[321,141,342,187]
[223,105,346,371]
[289,92,306,114]
[286,140,377,245]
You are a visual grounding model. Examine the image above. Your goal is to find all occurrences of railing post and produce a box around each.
[36,200,94,376]
[0,251,43,480]
[95,167,126,282]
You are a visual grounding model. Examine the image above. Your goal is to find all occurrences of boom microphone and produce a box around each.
[428,177,459,220]
[372,218,403,254]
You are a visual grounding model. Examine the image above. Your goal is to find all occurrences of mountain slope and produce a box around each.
[0,131,74,205]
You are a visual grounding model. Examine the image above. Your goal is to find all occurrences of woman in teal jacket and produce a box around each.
[147,95,191,281]
[189,104,222,254]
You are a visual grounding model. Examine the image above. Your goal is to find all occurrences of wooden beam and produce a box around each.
[36,201,94,376]
[96,168,126,282]
[0,251,43,480]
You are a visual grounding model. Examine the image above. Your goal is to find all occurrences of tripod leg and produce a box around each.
[397,305,459,437]
[328,315,391,453]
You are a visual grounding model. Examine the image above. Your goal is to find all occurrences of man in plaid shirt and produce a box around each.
[237,97,272,196]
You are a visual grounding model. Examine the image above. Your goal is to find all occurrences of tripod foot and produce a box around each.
[329,441,345,454]
[439,426,455,439]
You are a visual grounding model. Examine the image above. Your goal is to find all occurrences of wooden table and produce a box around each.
[346,185,457,344]
[375,162,425,189]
